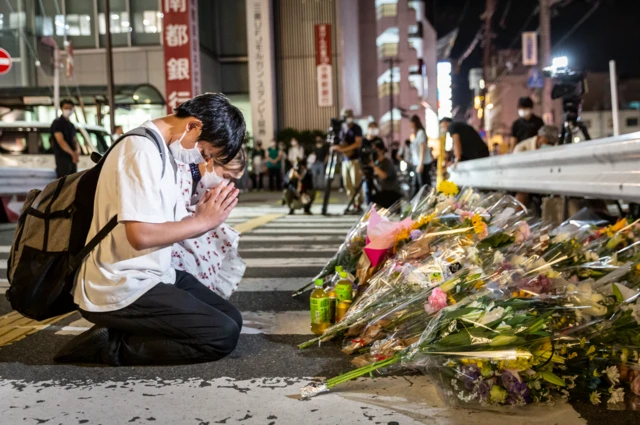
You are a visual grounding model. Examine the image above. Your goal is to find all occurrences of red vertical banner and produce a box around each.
[315,24,333,108]
[162,0,201,113]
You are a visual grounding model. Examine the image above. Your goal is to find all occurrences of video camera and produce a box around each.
[543,63,590,143]
[327,117,344,145]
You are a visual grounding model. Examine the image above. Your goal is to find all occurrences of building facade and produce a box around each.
[0,0,437,145]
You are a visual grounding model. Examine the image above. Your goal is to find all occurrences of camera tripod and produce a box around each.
[559,95,591,144]
[321,151,376,215]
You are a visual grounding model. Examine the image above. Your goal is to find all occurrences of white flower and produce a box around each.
[478,307,505,325]
[493,251,505,265]
[604,366,620,385]
[608,387,625,404]
[553,232,570,243]
[590,391,601,405]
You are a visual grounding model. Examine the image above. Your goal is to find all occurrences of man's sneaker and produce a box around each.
[304,209,313,215]
[54,326,110,364]
[288,209,295,215]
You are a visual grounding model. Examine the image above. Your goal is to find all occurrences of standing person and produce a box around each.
[439,118,489,167]
[331,109,363,214]
[266,139,283,191]
[51,99,81,178]
[363,122,383,205]
[491,143,501,156]
[288,137,305,168]
[510,97,544,151]
[311,135,329,190]
[251,141,266,191]
[396,139,412,165]
[409,115,433,194]
[54,93,245,366]
[112,125,124,140]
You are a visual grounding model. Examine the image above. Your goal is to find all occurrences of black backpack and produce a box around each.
[6,127,166,320]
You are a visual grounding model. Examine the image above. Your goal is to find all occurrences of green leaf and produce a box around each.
[489,334,519,346]
[540,371,566,387]
[612,283,624,303]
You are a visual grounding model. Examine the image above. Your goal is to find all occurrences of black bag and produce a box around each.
[6,127,166,320]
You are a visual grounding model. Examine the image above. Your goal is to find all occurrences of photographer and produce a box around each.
[331,109,364,214]
[283,159,315,215]
[366,139,402,209]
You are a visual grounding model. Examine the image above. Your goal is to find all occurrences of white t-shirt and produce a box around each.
[410,129,432,166]
[513,136,537,153]
[74,121,178,312]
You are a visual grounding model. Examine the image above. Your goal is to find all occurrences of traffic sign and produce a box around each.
[0,48,12,75]
[527,67,544,89]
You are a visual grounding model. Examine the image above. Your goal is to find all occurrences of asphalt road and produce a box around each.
[0,193,638,424]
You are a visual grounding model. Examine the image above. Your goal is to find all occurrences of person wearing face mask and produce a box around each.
[266,139,284,191]
[55,93,246,367]
[50,99,81,177]
[362,121,382,205]
[332,109,364,213]
[311,135,329,190]
[170,151,247,299]
[287,137,305,168]
[510,97,544,152]
[251,141,266,191]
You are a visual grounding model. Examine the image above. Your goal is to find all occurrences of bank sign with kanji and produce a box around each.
[315,24,333,108]
[162,0,201,113]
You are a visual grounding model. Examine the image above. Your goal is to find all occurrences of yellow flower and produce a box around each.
[447,295,457,305]
[474,280,486,290]
[587,346,596,355]
[603,219,628,237]
[593,369,600,377]
[472,214,488,236]
[396,228,411,242]
[568,352,578,360]
[414,212,436,229]
[437,180,459,197]
[580,337,587,348]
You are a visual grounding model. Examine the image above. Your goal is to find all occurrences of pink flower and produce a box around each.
[425,288,448,314]
[631,371,640,396]
[459,211,474,221]
[514,221,531,244]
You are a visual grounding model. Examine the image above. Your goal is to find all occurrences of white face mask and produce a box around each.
[368,128,379,137]
[168,128,205,164]
[518,109,531,118]
[62,109,73,118]
[346,117,354,124]
[201,167,229,189]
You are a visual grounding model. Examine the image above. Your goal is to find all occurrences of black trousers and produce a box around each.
[81,271,242,366]
[251,172,264,190]
[415,165,432,195]
[55,156,77,178]
[268,167,282,191]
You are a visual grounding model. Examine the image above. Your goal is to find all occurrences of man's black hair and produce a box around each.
[372,139,387,152]
[174,93,246,164]
[60,99,74,108]
[439,117,453,124]
[518,97,534,109]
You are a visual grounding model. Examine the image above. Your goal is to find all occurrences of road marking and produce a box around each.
[260,223,354,229]
[0,311,75,347]
[0,246,9,253]
[0,376,587,425]
[237,277,311,291]
[55,311,312,336]
[244,257,328,268]
[240,245,338,253]
[250,228,350,235]
[0,259,5,269]
[241,235,344,242]
[232,213,284,233]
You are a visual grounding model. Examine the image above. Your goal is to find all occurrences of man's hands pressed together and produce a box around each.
[194,182,239,232]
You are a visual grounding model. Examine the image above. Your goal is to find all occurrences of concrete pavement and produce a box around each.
[0,192,635,424]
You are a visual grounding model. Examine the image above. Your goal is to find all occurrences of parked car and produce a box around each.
[0,121,112,222]
[0,121,112,170]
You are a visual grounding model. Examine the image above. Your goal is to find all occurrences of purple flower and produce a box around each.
[410,229,423,240]
[501,371,531,402]
[460,365,481,390]
[476,379,493,401]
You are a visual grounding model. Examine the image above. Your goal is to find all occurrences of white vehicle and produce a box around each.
[0,121,113,221]
[0,121,113,170]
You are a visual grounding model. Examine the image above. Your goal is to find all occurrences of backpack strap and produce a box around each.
[68,126,168,273]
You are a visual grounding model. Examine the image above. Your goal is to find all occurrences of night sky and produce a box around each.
[433,0,640,110]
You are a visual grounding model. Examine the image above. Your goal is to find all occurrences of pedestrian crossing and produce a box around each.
[0,204,594,424]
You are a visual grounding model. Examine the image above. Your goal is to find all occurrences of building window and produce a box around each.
[131,0,162,46]
[378,82,399,99]
[98,0,129,47]
[376,4,397,19]
[65,1,96,48]
[378,43,398,58]
[626,117,639,127]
